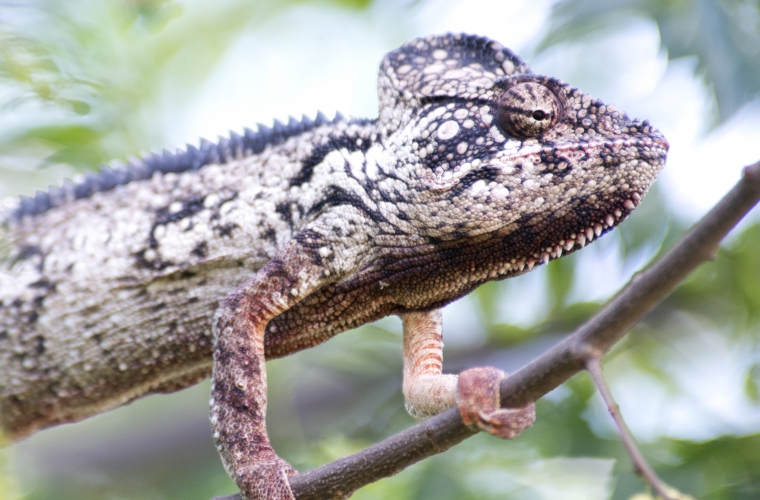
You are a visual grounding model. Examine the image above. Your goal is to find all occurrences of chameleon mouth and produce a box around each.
[498,190,643,275]
[523,130,667,271]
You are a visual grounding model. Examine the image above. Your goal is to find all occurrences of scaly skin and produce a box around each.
[0,34,667,498]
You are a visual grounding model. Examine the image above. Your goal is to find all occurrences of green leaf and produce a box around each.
[488,322,535,346]
[547,253,575,310]
[746,364,760,403]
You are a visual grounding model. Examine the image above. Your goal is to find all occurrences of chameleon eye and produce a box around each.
[496,82,562,138]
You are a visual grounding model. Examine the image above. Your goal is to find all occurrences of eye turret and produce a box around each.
[496,80,563,138]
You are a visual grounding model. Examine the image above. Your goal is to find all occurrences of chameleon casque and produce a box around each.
[0,34,668,499]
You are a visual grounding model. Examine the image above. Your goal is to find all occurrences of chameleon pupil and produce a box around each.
[532,110,546,120]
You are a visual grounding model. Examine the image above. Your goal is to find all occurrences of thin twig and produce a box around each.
[212,160,760,500]
[586,357,675,500]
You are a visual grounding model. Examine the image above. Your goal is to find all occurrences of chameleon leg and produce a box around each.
[211,245,320,500]
[400,310,535,438]
[400,310,458,419]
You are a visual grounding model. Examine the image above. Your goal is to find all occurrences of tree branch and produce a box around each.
[586,357,676,500]
[213,160,760,500]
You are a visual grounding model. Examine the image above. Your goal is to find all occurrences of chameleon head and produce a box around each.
[378,33,668,279]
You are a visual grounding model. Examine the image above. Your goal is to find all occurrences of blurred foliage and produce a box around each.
[2,1,760,500]
[0,0,318,175]
[542,0,760,124]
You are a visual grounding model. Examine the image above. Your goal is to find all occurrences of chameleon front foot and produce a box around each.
[234,456,298,500]
[457,367,536,439]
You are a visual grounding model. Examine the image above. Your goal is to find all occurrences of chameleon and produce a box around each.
[0,33,668,499]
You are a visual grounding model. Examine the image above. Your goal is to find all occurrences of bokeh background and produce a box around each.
[2,0,760,499]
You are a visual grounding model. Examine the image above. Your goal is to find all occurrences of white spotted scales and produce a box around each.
[0,34,668,499]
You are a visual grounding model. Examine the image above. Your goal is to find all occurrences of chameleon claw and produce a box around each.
[457,366,536,439]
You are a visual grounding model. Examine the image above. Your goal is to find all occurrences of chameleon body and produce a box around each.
[0,34,667,499]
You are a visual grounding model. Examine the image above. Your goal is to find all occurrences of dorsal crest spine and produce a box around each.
[4,111,357,223]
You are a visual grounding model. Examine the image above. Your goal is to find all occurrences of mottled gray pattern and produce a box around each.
[1,33,667,499]
[0,116,380,437]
